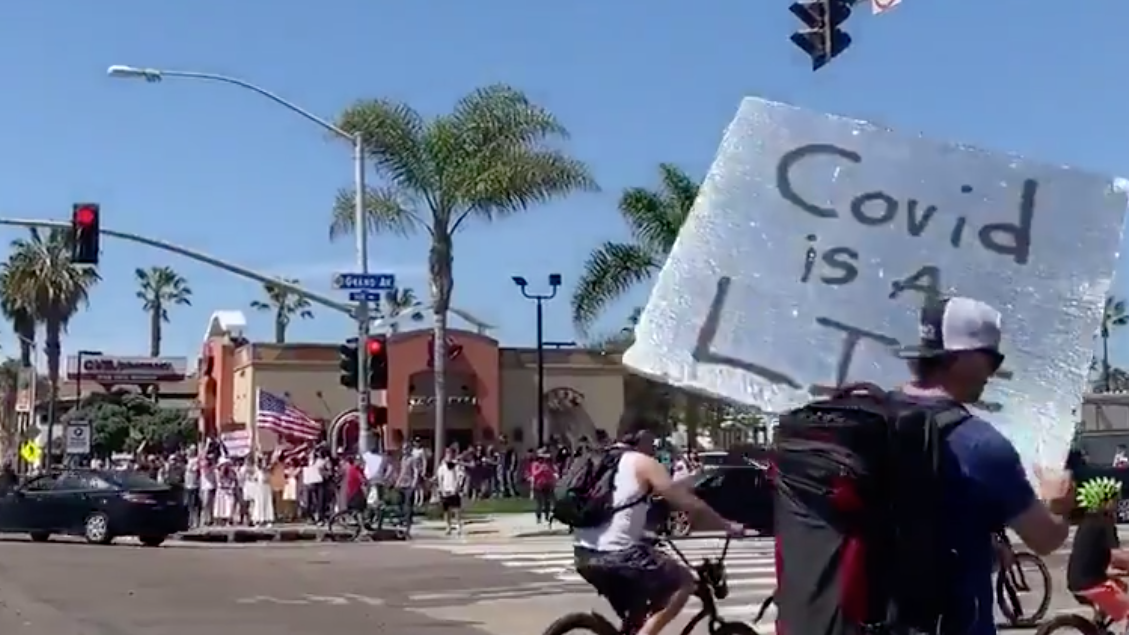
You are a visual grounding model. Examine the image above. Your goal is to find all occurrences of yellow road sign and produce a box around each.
[19,440,40,464]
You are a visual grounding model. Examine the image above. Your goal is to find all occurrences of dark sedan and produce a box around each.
[0,469,188,546]
[651,447,774,536]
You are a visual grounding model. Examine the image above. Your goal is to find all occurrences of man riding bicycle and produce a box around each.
[1068,477,1129,626]
[572,413,745,635]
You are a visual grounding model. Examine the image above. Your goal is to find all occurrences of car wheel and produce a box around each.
[669,511,692,537]
[29,531,50,543]
[84,512,113,545]
[138,534,166,548]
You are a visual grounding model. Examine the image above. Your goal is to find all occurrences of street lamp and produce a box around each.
[513,273,562,448]
[107,65,376,453]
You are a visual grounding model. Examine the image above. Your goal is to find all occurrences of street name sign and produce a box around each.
[332,273,396,291]
[348,290,382,303]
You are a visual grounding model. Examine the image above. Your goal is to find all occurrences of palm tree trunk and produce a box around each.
[149,307,162,357]
[44,318,62,468]
[275,312,286,344]
[683,392,700,450]
[1104,331,1112,392]
[430,236,454,471]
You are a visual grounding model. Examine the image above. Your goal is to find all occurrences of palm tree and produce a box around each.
[1101,296,1129,391]
[135,266,192,357]
[329,85,597,458]
[250,279,314,344]
[376,288,424,334]
[0,274,36,368]
[572,163,701,444]
[1,228,99,445]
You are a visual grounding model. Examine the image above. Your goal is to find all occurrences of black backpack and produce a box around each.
[552,447,646,528]
[772,383,970,635]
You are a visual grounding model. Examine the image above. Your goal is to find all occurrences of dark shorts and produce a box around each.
[574,543,693,620]
[441,495,462,511]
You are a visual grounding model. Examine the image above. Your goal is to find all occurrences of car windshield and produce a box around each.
[103,471,163,490]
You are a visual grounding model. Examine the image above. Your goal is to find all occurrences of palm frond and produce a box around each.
[570,242,659,333]
[330,185,424,240]
[337,99,434,195]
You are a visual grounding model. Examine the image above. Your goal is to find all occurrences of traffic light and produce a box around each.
[338,338,359,389]
[367,405,388,428]
[70,203,101,265]
[790,0,853,71]
[367,336,388,390]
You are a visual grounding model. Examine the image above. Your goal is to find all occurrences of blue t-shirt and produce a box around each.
[897,388,1036,635]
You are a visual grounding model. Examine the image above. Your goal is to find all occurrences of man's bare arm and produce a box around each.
[635,456,731,531]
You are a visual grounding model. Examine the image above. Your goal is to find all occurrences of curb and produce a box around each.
[173,528,406,544]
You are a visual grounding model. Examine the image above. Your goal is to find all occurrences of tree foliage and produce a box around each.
[329,85,597,457]
[63,392,197,457]
[135,266,192,357]
[250,278,315,344]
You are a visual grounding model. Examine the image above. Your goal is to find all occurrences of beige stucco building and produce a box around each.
[196,311,627,452]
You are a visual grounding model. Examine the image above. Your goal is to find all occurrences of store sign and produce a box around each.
[408,395,477,410]
[67,355,188,383]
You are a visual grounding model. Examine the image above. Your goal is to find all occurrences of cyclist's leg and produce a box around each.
[574,548,644,623]
[579,543,694,635]
[1078,580,1129,628]
[626,544,694,635]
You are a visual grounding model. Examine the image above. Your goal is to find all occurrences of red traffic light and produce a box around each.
[74,205,97,227]
[366,338,383,355]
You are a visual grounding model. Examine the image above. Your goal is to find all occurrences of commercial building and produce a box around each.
[196,311,628,452]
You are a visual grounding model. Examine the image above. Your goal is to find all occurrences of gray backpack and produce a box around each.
[551,448,645,528]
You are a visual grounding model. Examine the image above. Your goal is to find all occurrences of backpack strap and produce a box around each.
[932,405,972,436]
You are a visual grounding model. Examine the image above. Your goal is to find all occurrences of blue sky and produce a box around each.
[1,0,1128,370]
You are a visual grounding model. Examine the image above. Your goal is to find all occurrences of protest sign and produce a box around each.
[623,97,1129,470]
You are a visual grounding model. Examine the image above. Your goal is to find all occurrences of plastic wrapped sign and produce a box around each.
[624,97,1129,470]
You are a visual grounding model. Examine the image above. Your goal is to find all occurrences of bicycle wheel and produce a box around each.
[327,510,363,542]
[541,612,619,635]
[1034,613,1103,635]
[996,551,1052,626]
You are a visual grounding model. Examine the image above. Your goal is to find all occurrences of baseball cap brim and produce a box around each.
[894,345,947,360]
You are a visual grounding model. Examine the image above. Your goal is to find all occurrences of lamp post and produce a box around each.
[106,65,375,453]
[512,274,562,448]
[72,350,103,413]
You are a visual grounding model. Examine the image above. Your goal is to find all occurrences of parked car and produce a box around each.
[650,446,774,537]
[0,469,188,546]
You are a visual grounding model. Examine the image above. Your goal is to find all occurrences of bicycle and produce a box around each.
[327,494,408,542]
[994,531,1052,627]
[540,535,761,635]
[1034,603,1114,635]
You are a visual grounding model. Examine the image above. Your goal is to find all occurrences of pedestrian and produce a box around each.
[251,455,275,526]
[183,450,200,527]
[281,459,300,522]
[435,447,466,535]
[395,441,424,535]
[302,449,326,523]
[198,454,216,526]
[529,449,557,526]
[213,457,238,526]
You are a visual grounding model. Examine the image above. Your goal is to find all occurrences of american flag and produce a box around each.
[256,389,322,441]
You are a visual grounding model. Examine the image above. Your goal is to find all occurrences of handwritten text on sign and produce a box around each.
[624,97,1128,469]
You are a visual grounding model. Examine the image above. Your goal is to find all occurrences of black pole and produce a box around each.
[536,297,545,448]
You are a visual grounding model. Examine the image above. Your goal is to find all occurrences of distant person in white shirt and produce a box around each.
[435,447,466,535]
[303,451,327,522]
[1114,445,1129,469]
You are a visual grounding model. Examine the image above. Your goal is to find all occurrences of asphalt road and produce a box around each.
[0,528,1112,635]
[0,535,547,635]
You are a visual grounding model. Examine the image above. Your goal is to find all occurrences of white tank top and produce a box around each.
[574,451,650,552]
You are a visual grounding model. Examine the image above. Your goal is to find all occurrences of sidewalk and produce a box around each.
[174,513,564,543]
